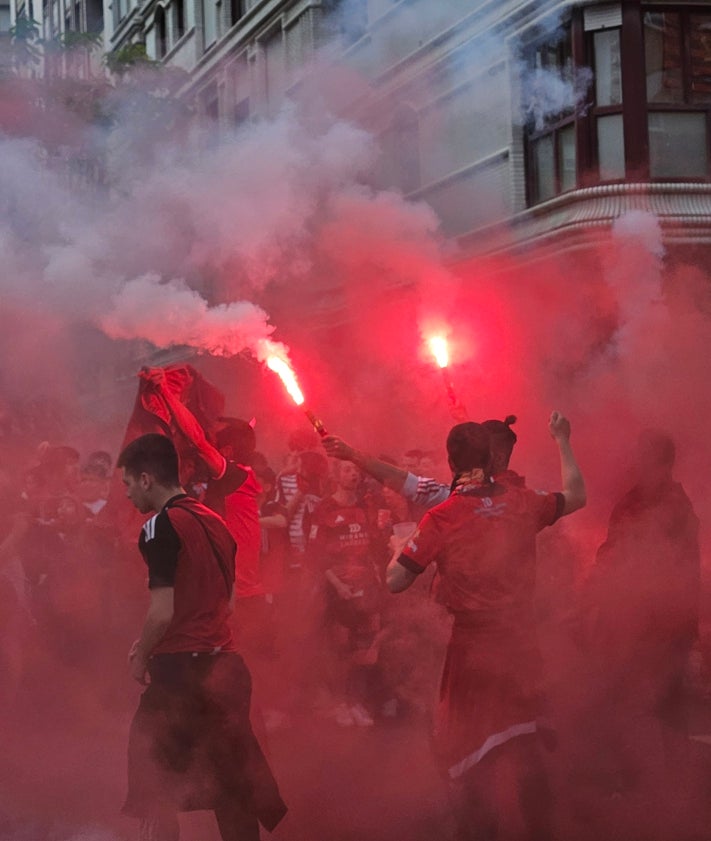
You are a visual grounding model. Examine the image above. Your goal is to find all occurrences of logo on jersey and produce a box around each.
[142,514,158,542]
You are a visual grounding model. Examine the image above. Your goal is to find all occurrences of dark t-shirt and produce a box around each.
[139,494,237,654]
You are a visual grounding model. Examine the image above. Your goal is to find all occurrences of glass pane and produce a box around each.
[533,134,555,202]
[644,12,682,103]
[690,15,711,104]
[203,0,216,47]
[558,124,576,192]
[594,29,622,106]
[649,112,707,178]
[597,114,625,180]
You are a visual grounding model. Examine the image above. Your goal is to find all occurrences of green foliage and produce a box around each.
[8,13,42,67]
[56,30,104,51]
[104,43,159,75]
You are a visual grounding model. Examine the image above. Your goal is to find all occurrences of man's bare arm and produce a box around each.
[140,368,225,479]
[549,411,586,515]
[322,436,408,492]
[129,586,174,684]
[386,557,419,593]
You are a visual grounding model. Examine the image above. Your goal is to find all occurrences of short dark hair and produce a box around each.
[446,423,491,473]
[117,434,180,486]
[216,419,256,464]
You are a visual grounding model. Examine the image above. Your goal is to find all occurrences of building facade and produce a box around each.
[100,0,711,264]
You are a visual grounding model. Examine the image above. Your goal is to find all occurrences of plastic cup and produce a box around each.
[392,521,417,541]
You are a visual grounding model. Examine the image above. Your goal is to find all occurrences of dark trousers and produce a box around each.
[448,733,553,841]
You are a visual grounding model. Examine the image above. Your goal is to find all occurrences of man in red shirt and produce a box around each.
[118,433,286,841]
[309,460,383,727]
[387,413,586,841]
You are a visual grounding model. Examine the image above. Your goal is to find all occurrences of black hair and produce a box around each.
[117,433,180,487]
[482,415,518,444]
[446,423,491,473]
[215,419,256,464]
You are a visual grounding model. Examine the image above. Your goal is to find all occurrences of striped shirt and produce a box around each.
[401,473,450,510]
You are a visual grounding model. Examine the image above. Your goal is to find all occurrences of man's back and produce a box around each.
[403,483,563,618]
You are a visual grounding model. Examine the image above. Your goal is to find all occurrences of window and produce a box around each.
[644,9,710,178]
[229,0,242,27]
[174,0,185,39]
[592,24,624,180]
[523,5,710,207]
[113,0,128,26]
[154,5,167,57]
[525,26,584,203]
[263,27,284,115]
[86,0,103,32]
[202,0,217,48]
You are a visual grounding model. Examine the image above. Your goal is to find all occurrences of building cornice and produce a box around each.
[456,182,711,258]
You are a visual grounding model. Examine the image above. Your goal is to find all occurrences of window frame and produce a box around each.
[524,3,711,208]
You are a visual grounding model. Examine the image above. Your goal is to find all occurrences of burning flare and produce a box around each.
[267,355,305,406]
[428,336,449,369]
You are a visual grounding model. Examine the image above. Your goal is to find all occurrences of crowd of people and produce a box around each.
[0,368,707,841]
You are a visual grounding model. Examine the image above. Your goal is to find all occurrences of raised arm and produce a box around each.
[140,368,225,479]
[322,435,408,492]
[549,411,586,515]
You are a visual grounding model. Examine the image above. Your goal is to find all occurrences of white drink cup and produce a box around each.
[392,521,417,541]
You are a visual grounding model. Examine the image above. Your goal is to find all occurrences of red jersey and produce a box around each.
[139,495,237,655]
[223,467,264,599]
[309,496,375,587]
[400,482,564,617]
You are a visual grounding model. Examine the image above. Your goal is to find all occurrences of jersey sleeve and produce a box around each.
[401,473,450,509]
[139,510,182,588]
[398,511,441,574]
[531,491,565,531]
[212,460,249,495]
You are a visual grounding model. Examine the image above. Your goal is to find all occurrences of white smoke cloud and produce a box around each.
[522,64,593,131]
[100,273,283,360]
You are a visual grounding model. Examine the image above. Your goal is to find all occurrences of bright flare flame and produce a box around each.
[267,355,305,406]
[428,336,449,369]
